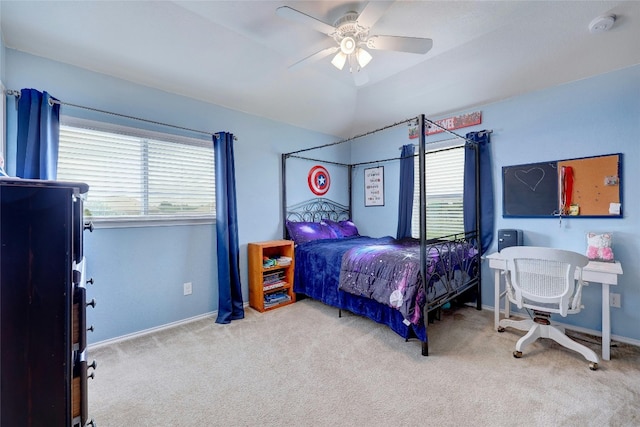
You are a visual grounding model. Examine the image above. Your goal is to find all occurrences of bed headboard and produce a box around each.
[286,198,350,222]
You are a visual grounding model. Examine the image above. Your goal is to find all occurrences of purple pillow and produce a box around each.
[286,221,338,244]
[322,219,360,238]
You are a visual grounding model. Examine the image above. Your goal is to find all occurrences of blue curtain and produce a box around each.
[463,131,494,254]
[213,132,244,324]
[396,144,415,239]
[16,88,60,179]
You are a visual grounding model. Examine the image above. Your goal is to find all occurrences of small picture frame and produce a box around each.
[364,166,384,207]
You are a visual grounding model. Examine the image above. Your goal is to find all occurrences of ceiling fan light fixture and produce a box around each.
[356,48,373,69]
[331,51,347,70]
[340,36,357,55]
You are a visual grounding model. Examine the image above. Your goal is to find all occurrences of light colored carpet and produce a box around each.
[89,299,640,426]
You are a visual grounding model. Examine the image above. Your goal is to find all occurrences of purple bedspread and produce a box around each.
[338,237,478,325]
[293,235,478,342]
[293,236,426,341]
[338,238,426,325]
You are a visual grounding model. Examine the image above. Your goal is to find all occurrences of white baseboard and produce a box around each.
[88,311,217,350]
[482,304,640,348]
[89,302,253,350]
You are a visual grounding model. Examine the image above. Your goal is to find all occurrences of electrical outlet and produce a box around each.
[610,293,621,308]
[183,282,192,296]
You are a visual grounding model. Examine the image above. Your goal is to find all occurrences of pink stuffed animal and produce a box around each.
[586,233,614,261]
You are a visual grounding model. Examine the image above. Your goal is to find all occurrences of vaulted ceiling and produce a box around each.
[2,1,639,137]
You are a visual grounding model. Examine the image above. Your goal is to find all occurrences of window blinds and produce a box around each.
[57,124,215,220]
[411,144,465,239]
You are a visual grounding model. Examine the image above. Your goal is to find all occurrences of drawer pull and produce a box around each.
[86,277,94,285]
[87,325,94,333]
[87,299,96,308]
[88,360,97,380]
[84,221,94,232]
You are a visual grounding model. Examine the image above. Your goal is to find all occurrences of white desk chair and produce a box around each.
[498,246,599,370]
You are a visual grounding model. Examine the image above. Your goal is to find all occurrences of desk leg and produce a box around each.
[504,275,510,320]
[602,284,611,361]
[494,269,501,330]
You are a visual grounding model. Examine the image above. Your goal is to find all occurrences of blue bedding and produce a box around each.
[338,238,426,326]
[293,236,427,341]
[338,238,477,325]
[294,235,479,344]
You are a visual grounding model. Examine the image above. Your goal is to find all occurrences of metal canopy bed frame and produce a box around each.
[281,114,483,356]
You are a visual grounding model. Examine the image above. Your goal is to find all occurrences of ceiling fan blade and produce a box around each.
[356,1,395,29]
[366,35,433,54]
[289,46,339,70]
[276,6,336,36]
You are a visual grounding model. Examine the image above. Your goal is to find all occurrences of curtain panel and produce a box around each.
[213,132,244,324]
[16,88,60,179]
[396,144,415,239]
[463,131,494,254]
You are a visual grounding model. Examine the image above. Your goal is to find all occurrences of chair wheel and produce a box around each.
[513,351,522,358]
[589,362,598,371]
[497,327,505,333]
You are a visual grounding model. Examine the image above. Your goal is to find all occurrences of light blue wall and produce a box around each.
[0,21,5,82]
[352,65,640,342]
[4,49,337,343]
[349,122,412,237]
[481,65,639,341]
[284,144,351,208]
[4,46,639,344]
[1,27,6,157]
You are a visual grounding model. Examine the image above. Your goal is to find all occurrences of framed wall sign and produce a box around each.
[364,166,384,207]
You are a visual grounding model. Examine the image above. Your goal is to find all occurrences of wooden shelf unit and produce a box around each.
[248,240,295,312]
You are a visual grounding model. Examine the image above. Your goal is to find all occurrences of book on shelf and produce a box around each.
[263,281,287,291]
[263,255,292,268]
[264,291,291,307]
[263,271,285,284]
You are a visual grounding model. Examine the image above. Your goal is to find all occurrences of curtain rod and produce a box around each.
[4,89,235,140]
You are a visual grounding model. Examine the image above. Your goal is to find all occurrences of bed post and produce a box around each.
[418,114,429,356]
[281,153,288,239]
[474,140,482,310]
[348,164,353,219]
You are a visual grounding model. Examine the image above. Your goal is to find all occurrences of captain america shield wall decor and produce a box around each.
[308,165,330,196]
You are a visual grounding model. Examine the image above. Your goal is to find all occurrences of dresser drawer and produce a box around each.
[72,286,87,352]
[72,359,88,423]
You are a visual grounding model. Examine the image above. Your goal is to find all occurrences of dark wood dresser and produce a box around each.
[1,179,95,426]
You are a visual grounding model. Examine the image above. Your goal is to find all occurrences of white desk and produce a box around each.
[486,252,623,361]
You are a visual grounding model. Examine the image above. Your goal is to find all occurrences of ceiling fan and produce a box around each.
[276,1,433,84]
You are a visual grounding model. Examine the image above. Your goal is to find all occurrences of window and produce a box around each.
[411,143,465,239]
[57,119,215,224]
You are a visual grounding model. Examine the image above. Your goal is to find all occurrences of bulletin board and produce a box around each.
[558,154,621,216]
[502,153,622,218]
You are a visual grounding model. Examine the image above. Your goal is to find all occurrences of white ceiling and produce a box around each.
[1,1,639,137]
